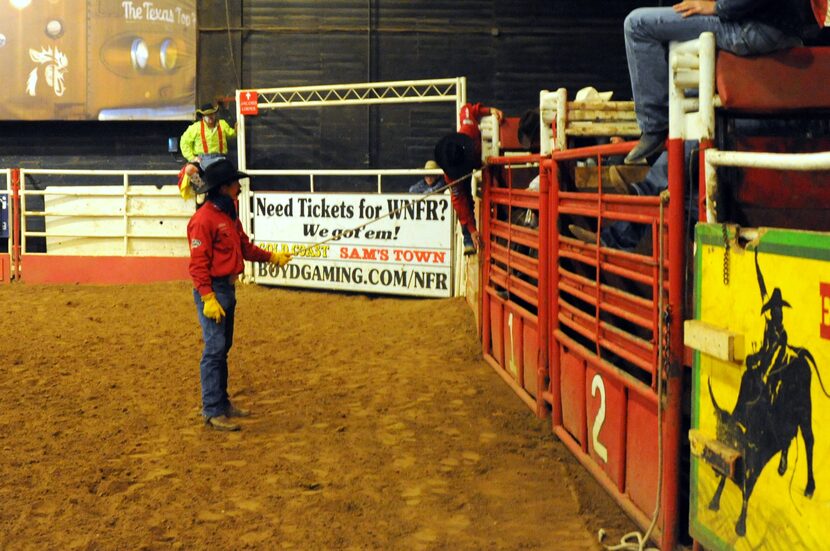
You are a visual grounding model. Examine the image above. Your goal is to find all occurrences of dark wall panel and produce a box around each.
[0,1,654,179]
[0,121,185,170]
[225,0,651,179]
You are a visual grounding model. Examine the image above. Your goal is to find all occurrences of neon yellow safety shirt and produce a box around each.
[179,119,237,161]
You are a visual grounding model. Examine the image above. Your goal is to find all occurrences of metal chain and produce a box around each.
[721,223,730,286]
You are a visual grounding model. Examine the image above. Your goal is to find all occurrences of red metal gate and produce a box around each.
[480,154,550,417]
[544,140,686,550]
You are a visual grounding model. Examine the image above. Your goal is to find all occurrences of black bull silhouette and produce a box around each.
[707,346,829,536]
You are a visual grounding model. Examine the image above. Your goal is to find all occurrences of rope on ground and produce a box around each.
[291,170,475,255]
[597,190,670,551]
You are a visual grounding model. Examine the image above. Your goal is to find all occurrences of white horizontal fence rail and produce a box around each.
[669,33,718,141]
[236,77,466,231]
[243,168,444,194]
[253,78,465,109]
[703,150,830,221]
[236,77,468,292]
[18,169,190,257]
[538,87,640,155]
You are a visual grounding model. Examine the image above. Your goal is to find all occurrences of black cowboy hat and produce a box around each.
[434,132,479,181]
[760,288,791,314]
[193,158,248,194]
[196,102,218,116]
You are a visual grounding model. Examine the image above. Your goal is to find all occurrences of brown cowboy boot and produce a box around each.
[206,415,240,431]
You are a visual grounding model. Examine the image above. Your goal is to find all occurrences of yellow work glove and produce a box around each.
[201,292,226,324]
[270,251,293,267]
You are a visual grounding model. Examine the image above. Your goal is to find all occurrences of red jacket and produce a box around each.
[458,102,487,145]
[448,102,488,234]
[187,201,271,296]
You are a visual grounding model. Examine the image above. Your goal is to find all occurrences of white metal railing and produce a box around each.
[674,32,830,220]
[480,113,500,162]
[235,78,466,234]
[235,77,468,287]
[703,150,830,221]
[18,169,190,257]
[244,167,444,194]
[251,78,465,109]
[669,32,718,141]
[538,87,640,155]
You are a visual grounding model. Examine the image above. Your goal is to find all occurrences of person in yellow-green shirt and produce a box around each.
[179,103,237,164]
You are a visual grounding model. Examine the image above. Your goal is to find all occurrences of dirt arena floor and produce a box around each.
[0,281,639,550]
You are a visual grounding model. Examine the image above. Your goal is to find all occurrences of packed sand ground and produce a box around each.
[0,281,638,550]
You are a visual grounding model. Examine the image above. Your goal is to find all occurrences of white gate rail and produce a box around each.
[18,169,189,257]
[234,77,468,295]
[243,167,443,194]
[703,150,830,222]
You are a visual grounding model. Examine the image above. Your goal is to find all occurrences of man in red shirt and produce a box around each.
[435,103,502,255]
[187,159,292,431]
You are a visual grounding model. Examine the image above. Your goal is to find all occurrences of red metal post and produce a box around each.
[546,158,563,427]
[481,168,492,357]
[661,137,686,551]
[536,159,551,418]
[11,168,20,280]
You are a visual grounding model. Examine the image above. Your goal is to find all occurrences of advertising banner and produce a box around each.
[691,224,830,550]
[252,192,453,298]
[0,0,196,120]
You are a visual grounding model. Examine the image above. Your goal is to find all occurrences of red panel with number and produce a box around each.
[585,366,627,491]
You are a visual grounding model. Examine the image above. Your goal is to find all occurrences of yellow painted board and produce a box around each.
[691,224,830,551]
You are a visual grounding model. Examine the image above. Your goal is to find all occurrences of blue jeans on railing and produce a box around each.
[193,277,236,418]
[624,8,802,134]
[461,225,474,249]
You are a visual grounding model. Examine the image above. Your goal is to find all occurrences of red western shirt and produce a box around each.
[187,201,271,296]
[446,102,488,234]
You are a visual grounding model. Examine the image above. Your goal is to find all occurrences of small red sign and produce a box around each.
[239,91,259,116]
[820,282,830,340]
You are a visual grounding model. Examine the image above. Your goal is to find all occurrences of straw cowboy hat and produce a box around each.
[434,133,478,181]
[196,102,219,116]
[574,86,614,102]
[193,158,248,194]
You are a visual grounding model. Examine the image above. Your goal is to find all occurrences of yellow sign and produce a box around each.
[691,225,830,550]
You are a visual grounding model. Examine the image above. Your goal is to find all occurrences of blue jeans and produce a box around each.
[601,141,698,250]
[461,225,473,247]
[624,8,802,133]
[193,278,236,418]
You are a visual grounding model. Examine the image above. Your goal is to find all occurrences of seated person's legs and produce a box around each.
[623,7,749,164]
[571,141,699,251]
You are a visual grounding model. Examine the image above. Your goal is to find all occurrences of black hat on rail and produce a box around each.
[434,132,479,181]
[193,158,248,194]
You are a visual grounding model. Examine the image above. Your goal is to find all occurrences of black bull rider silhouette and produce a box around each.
[707,250,830,536]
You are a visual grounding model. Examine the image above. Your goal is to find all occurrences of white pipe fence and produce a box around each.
[704,150,830,222]
[18,169,188,257]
